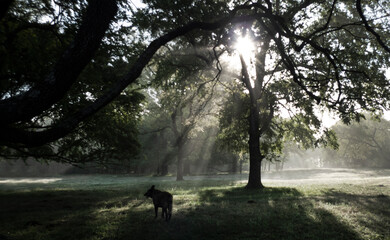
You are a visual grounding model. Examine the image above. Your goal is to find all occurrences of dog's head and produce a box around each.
[144,185,155,198]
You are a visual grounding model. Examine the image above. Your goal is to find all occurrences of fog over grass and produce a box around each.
[0,168,389,240]
[1,168,389,190]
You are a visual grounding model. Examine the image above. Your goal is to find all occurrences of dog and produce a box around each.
[144,185,172,221]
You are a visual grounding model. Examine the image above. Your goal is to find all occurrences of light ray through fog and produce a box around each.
[233,35,257,88]
[234,36,255,60]
[0,178,62,184]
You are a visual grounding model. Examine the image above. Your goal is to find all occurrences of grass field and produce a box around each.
[0,168,389,240]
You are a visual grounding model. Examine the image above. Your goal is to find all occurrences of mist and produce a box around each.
[2,114,390,178]
[0,159,73,177]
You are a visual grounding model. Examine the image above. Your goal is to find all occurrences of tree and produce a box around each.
[0,0,235,147]
[140,41,219,180]
[214,0,390,188]
[1,0,390,189]
[0,0,145,168]
[138,95,173,175]
[323,115,390,168]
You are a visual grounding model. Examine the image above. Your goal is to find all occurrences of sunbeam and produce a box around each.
[234,35,255,59]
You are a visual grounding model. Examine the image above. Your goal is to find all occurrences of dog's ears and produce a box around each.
[151,185,155,190]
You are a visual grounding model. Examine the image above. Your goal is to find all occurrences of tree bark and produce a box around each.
[246,92,264,189]
[239,32,272,189]
[238,54,264,189]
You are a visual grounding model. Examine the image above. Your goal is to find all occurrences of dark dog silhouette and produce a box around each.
[144,185,172,221]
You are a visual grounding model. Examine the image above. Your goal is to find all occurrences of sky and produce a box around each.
[130,0,146,9]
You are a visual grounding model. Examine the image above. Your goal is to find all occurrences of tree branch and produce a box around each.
[0,0,119,125]
[356,0,390,53]
[0,13,258,147]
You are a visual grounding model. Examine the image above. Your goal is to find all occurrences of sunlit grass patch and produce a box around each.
[314,191,390,240]
[0,171,389,240]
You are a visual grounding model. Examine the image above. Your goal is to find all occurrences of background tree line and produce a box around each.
[322,115,390,168]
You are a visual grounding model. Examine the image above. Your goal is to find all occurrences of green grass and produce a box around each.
[0,170,389,240]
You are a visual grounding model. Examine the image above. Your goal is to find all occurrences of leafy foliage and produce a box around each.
[0,0,145,168]
[217,90,249,155]
[1,0,390,175]
[323,115,390,168]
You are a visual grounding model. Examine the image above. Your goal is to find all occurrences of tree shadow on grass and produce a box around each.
[117,187,362,240]
[195,187,361,240]
[321,189,390,239]
[2,186,378,240]
[0,189,136,240]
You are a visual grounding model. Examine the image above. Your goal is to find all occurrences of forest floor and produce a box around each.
[0,168,389,240]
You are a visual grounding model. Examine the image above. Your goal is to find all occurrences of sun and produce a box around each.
[219,34,257,80]
[232,35,256,86]
[234,35,255,59]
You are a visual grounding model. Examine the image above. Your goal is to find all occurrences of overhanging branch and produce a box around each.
[356,0,390,53]
[0,0,119,125]
[0,13,259,147]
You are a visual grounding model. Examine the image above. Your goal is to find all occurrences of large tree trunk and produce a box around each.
[245,92,264,189]
[239,53,264,189]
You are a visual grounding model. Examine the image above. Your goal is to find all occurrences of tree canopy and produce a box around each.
[1,0,390,186]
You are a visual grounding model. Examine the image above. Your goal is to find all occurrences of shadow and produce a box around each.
[321,189,390,239]
[194,187,361,240]
[116,187,362,240]
[2,183,387,240]
[0,189,140,240]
